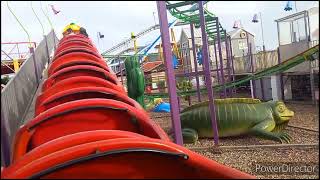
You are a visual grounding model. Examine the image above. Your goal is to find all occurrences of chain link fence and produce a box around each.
[1,30,59,167]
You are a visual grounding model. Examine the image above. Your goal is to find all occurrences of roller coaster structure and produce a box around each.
[1,33,255,179]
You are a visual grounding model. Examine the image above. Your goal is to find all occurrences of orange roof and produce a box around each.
[142,61,163,73]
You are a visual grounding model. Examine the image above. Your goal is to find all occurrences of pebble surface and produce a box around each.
[148,99,319,179]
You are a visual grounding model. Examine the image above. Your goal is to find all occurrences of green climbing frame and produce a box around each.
[166,1,227,42]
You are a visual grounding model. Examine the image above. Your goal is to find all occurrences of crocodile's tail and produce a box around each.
[181,98,261,113]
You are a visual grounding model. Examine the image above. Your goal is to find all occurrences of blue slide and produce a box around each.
[153,102,171,113]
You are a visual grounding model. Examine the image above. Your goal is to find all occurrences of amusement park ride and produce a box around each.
[1,42,36,75]
[156,28,181,67]
[1,1,319,178]
[1,24,255,179]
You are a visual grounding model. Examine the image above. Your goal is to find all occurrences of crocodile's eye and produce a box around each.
[277,105,285,113]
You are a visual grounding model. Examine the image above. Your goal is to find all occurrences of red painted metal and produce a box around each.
[35,87,143,116]
[4,135,255,179]
[36,76,126,107]
[59,34,90,44]
[1,41,36,48]
[12,99,170,157]
[58,38,92,46]
[1,64,16,75]
[48,52,110,76]
[53,47,102,61]
[10,130,148,164]
[55,41,94,55]
[43,65,119,92]
[1,41,36,64]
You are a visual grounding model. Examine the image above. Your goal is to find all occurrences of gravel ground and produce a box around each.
[286,103,319,131]
[195,148,319,179]
[148,98,319,179]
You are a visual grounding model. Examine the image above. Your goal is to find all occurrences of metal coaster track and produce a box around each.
[101,24,160,56]
[166,1,227,41]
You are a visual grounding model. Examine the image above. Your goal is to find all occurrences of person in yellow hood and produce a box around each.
[62,23,88,37]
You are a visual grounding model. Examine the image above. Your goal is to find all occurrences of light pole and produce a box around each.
[252,12,266,52]
[284,1,301,42]
[152,12,157,26]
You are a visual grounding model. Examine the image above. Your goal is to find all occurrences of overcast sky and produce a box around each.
[1,1,319,54]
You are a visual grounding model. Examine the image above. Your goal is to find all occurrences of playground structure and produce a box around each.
[102,21,179,74]
[1,1,319,178]
[1,42,37,75]
[89,1,319,147]
[103,3,211,77]
[140,1,318,146]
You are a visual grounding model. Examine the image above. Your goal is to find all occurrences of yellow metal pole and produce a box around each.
[13,59,20,72]
[170,28,181,63]
[159,43,163,61]
[131,32,138,54]
[134,40,137,53]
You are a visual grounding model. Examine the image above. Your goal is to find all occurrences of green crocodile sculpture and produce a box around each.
[180,98,294,144]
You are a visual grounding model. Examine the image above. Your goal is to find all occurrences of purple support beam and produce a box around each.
[249,43,256,98]
[198,1,219,146]
[225,31,232,97]
[213,39,221,85]
[213,39,222,98]
[190,23,201,102]
[216,17,226,98]
[185,47,192,106]
[228,36,236,94]
[156,1,183,145]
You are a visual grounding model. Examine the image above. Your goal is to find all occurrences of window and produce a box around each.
[278,12,310,45]
[182,42,188,49]
[238,40,247,50]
